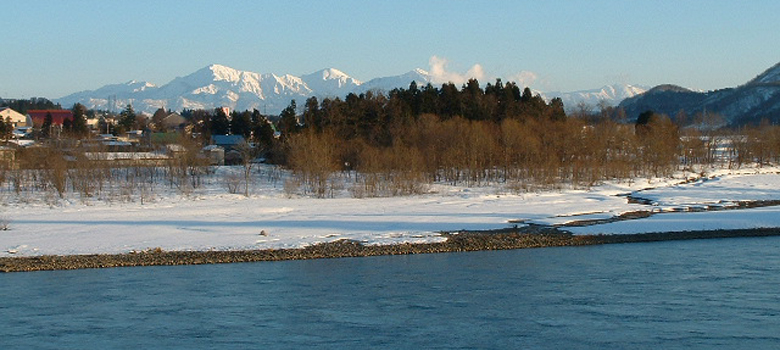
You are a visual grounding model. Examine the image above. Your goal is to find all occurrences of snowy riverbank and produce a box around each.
[2,165,780,260]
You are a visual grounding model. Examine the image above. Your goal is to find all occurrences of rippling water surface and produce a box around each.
[2,236,780,349]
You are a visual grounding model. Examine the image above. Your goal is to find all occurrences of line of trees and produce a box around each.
[183,107,276,151]
[283,111,780,197]
[277,80,660,196]
[291,79,564,146]
[2,137,215,204]
[4,80,780,201]
[0,97,61,114]
[276,81,780,197]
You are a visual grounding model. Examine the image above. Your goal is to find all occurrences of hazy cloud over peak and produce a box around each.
[510,71,539,89]
[428,56,485,85]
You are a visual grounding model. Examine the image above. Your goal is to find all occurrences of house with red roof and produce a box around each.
[27,110,73,127]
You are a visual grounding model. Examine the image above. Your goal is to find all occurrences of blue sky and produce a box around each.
[4,0,780,99]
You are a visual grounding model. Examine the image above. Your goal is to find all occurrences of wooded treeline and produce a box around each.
[4,80,780,200]
[278,81,707,196]
[0,97,62,114]
[275,80,780,197]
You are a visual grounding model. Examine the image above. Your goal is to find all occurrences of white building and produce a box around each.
[0,107,30,127]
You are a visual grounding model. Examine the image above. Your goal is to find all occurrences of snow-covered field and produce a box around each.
[2,165,780,257]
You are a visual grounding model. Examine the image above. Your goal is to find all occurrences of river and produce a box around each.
[2,236,780,349]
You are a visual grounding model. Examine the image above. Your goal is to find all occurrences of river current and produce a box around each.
[2,236,780,349]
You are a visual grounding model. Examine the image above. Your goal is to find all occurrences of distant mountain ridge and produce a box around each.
[56,64,434,115]
[56,63,642,115]
[540,84,647,112]
[619,61,780,126]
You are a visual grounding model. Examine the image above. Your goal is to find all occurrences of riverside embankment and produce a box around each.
[3,227,780,272]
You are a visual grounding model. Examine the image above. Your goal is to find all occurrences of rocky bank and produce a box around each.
[2,227,780,273]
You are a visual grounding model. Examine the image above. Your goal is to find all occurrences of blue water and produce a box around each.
[2,236,780,349]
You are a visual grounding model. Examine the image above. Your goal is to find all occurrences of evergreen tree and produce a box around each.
[62,117,73,133]
[188,109,211,143]
[386,88,413,125]
[635,110,655,126]
[419,83,438,115]
[277,100,298,139]
[462,79,486,121]
[302,96,322,132]
[71,103,89,137]
[407,81,421,115]
[484,79,505,121]
[438,82,462,119]
[41,112,53,139]
[0,117,10,140]
[548,97,567,121]
[250,108,263,125]
[518,88,547,120]
[230,110,253,138]
[500,81,523,119]
[356,91,390,146]
[209,107,230,135]
[319,97,347,138]
[251,110,275,151]
[521,87,534,103]
[180,108,194,121]
[118,104,137,131]
[635,110,657,138]
[151,108,168,132]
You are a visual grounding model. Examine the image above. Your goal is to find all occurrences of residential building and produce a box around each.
[27,110,73,126]
[0,107,29,127]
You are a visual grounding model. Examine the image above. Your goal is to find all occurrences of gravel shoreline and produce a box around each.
[2,227,780,273]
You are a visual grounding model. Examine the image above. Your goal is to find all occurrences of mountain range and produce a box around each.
[619,62,780,126]
[55,64,645,116]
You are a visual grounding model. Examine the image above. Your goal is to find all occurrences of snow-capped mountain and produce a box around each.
[156,64,313,114]
[620,61,780,126]
[59,64,318,115]
[57,64,432,115]
[541,84,648,112]
[56,63,634,116]
[73,80,158,99]
[301,68,362,97]
[357,68,434,93]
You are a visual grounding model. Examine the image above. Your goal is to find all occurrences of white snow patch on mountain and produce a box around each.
[542,84,648,111]
[358,69,433,93]
[56,63,645,115]
[192,84,219,95]
[301,68,362,97]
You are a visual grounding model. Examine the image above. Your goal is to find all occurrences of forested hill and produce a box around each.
[619,61,780,126]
